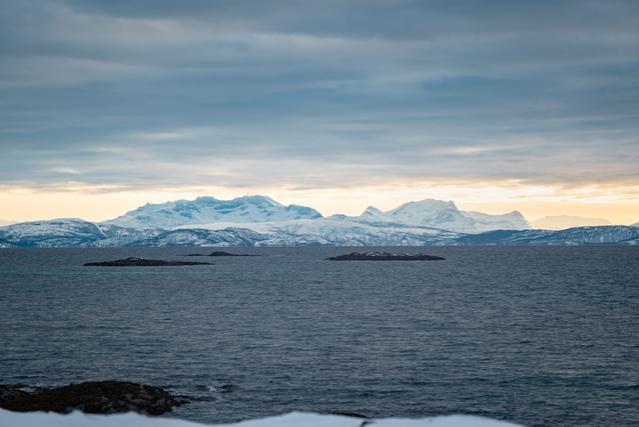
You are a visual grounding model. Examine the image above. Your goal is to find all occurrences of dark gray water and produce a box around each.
[1,247,638,426]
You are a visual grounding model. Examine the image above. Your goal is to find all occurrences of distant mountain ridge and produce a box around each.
[181,218,460,246]
[1,219,637,247]
[1,195,637,247]
[456,226,639,246]
[0,218,109,247]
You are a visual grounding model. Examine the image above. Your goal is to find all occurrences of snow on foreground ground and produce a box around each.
[0,410,522,427]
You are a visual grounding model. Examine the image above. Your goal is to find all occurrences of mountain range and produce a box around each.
[1,195,638,247]
[104,195,529,234]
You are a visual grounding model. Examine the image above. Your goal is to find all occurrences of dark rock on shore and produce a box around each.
[0,381,188,415]
[0,384,37,405]
[185,251,258,257]
[209,251,257,257]
[328,251,445,261]
[84,257,211,266]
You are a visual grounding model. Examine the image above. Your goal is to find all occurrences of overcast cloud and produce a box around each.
[1,0,639,192]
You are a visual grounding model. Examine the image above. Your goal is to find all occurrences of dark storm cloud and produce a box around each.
[1,0,639,190]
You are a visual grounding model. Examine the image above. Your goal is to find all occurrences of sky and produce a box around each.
[1,0,639,224]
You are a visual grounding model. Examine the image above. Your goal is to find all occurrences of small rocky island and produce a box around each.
[0,381,188,415]
[328,251,445,261]
[84,257,211,267]
[184,251,258,257]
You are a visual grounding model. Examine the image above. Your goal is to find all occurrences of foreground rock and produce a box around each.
[328,251,445,261]
[84,257,211,267]
[185,251,258,257]
[0,381,188,415]
[0,384,38,405]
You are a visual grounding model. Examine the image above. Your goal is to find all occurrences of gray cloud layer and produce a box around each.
[1,0,639,191]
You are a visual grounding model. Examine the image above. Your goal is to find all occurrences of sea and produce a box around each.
[1,246,638,426]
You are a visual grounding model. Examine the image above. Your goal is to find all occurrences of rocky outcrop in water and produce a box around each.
[328,252,445,261]
[84,257,211,266]
[185,251,258,257]
[0,381,188,415]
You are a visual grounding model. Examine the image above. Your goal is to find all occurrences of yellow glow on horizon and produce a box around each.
[1,181,638,225]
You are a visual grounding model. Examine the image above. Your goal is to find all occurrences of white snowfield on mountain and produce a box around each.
[177,218,459,246]
[104,195,531,234]
[103,196,323,230]
[0,410,522,427]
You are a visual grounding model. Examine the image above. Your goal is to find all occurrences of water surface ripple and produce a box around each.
[1,246,638,426]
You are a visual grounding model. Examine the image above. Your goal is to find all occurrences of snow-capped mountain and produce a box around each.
[104,195,322,229]
[184,218,460,246]
[532,215,612,230]
[0,219,109,247]
[102,195,529,234]
[0,219,164,248]
[358,206,393,221]
[127,228,270,247]
[460,210,530,233]
[2,218,638,247]
[385,199,530,233]
[0,219,269,248]
[456,226,639,245]
[0,217,459,247]
[90,224,167,247]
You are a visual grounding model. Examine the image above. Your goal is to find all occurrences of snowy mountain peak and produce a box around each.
[508,211,530,224]
[359,206,387,219]
[461,210,530,233]
[385,199,529,233]
[0,218,109,247]
[389,198,457,212]
[386,199,465,230]
[230,195,283,207]
[104,195,322,229]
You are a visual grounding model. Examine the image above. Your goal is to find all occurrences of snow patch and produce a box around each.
[0,410,522,427]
